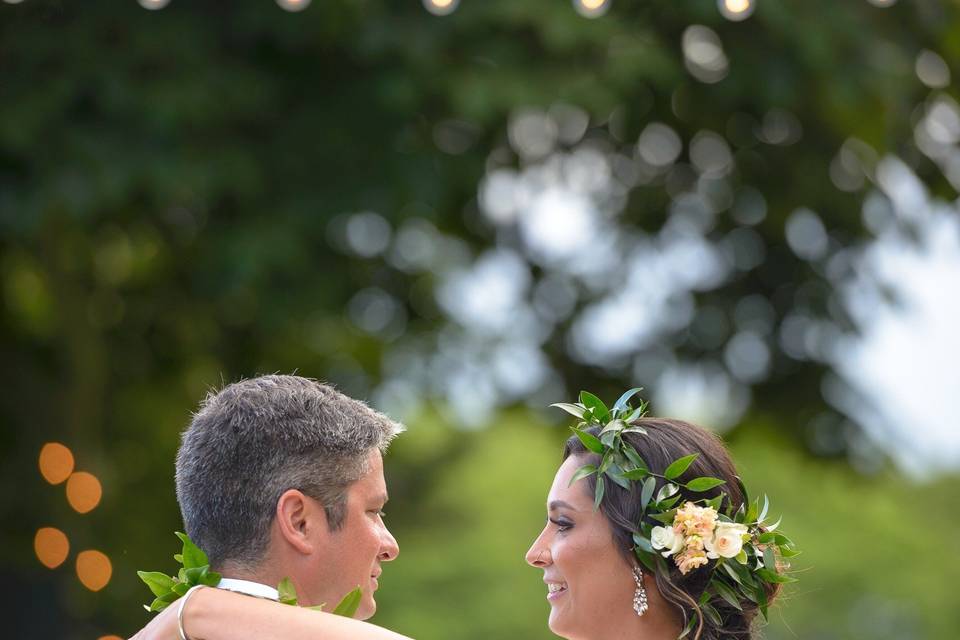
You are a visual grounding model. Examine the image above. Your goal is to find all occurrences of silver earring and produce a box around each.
[633,567,648,616]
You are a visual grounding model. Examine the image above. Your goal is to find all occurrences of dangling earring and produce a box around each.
[633,566,649,616]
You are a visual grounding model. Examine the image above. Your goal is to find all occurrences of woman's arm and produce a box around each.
[128,587,414,640]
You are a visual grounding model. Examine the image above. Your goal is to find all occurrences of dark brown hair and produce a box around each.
[563,417,780,640]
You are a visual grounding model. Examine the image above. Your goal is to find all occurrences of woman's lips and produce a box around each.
[546,582,568,601]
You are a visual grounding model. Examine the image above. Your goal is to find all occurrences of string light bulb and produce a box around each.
[718,0,755,21]
[574,0,611,18]
[137,0,171,9]
[277,0,311,11]
[423,0,459,15]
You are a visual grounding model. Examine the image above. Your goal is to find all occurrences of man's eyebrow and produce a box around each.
[548,500,577,512]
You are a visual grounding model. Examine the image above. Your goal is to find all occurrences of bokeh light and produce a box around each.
[867,0,896,6]
[423,0,459,16]
[682,25,729,83]
[915,50,951,89]
[719,0,755,21]
[65,471,102,514]
[76,550,112,592]
[34,527,69,569]
[39,442,74,485]
[98,636,124,640]
[276,0,311,12]
[137,0,171,9]
[574,0,611,18]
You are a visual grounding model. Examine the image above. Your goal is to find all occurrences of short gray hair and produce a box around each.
[175,375,404,569]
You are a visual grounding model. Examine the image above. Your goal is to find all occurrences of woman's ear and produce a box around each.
[275,489,329,555]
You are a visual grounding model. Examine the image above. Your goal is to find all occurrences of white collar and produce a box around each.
[216,577,280,601]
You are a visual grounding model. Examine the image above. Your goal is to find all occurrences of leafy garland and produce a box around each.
[138,532,362,617]
[552,389,798,638]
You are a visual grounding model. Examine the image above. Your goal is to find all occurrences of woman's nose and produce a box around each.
[525,530,551,567]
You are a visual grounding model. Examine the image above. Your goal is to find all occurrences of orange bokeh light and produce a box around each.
[97,636,124,640]
[76,550,112,591]
[65,471,102,514]
[34,527,69,569]
[39,442,75,485]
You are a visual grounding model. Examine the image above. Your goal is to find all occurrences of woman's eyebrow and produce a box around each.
[548,500,577,512]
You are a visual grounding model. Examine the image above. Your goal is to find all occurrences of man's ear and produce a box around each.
[275,489,329,555]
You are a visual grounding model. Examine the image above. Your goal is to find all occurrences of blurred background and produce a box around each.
[2,0,959,638]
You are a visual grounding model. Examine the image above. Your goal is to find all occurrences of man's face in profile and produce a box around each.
[304,450,399,619]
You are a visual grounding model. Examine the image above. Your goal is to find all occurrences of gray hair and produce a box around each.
[175,375,404,569]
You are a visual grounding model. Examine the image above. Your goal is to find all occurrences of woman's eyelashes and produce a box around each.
[549,517,573,533]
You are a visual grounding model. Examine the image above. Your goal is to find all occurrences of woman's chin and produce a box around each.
[547,609,572,637]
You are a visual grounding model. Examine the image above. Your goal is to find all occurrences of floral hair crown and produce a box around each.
[552,388,798,634]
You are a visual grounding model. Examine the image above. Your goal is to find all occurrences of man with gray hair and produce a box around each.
[175,374,403,619]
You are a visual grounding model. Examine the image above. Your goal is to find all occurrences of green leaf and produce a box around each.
[599,429,617,448]
[779,547,802,558]
[705,495,724,512]
[664,453,699,480]
[622,446,648,472]
[306,604,327,612]
[550,403,586,419]
[685,476,726,492]
[182,566,208,585]
[759,494,769,522]
[635,548,657,572]
[571,427,604,454]
[622,467,649,480]
[745,497,760,523]
[632,533,654,554]
[172,582,190,596]
[593,476,606,509]
[678,616,696,639]
[655,482,679,503]
[712,579,743,611]
[612,387,644,415]
[173,554,183,563]
[579,391,609,422]
[658,495,682,510]
[621,425,648,435]
[702,602,722,626]
[138,571,176,598]
[332,587,363,617]
[605,465,631,490]
[763,546,776,571]
[277,577,299,605]
[568,464,598,487]
[650,509,678,525]
[721,561,743,585]
[757,568,797,584]
[175,532,209,569]
[200,570,222,587]
[600,419,626,435]
[640,476,657,509]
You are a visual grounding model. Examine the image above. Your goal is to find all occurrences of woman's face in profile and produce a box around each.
[525,455,638,639]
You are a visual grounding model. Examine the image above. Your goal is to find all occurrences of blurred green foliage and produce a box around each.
[2,0,959,638]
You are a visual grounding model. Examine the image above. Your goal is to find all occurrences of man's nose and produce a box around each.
[379,526,399,562]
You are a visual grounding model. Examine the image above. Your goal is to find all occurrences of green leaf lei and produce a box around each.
[552,389,798,638]
[138,532,362,617]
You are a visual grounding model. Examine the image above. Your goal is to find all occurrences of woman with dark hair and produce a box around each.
[525,416,785,640]
[130,392,793,640]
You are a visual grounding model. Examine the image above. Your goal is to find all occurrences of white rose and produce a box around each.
[705,523,749,559]
[650,526,684,557]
